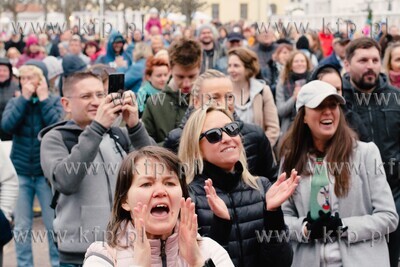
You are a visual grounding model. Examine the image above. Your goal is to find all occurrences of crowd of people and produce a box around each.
[0,7,400,267]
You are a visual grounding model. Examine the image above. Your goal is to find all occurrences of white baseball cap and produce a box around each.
[296,80,346,111]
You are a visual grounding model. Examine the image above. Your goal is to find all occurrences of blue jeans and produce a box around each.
[13,175,59,267]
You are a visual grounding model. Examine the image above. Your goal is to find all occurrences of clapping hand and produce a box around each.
[179,198,204,267]
[204,179,230,220]
[265,169,300,211]
[131,202,151,267]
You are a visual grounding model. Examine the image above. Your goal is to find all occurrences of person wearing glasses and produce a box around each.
[280,81,398,267]
[179,106,299,267]
[39,71,155,266]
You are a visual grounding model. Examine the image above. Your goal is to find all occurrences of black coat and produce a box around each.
[189,161,293,267]
[343,73,400,192]
[164,107,278,181]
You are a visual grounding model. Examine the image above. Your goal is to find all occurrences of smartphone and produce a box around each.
[108,73,125,94]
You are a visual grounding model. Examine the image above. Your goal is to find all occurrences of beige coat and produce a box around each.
[250,79,280,147]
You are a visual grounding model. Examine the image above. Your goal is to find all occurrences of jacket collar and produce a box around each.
[202,161,243,192]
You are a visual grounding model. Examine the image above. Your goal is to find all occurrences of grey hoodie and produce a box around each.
[39,120,155,264]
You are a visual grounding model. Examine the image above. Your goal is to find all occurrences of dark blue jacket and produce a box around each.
[1,95,63,176]
[123,58,146,93]
[318,52,342,72]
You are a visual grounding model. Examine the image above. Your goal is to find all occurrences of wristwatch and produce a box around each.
[203,258,216,267]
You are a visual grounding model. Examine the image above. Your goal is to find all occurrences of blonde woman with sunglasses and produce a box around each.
[179,106,299,267]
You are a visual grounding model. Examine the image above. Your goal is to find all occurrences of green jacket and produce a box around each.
[142,85,189,144]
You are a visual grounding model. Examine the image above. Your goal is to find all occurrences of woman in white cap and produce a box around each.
[280,80,398,267]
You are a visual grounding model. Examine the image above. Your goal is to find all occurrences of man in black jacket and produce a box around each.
[164,69,278,182]
[343,37,400,267]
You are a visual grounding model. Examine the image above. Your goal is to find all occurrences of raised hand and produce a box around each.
[131,202,151,267]
[94,93,122,129]
[265,169,300,211]
[121,91,139,128]
[21,81,35,100]
[179,198,204,267]
[204,179,230,220]
[36,76,49,101]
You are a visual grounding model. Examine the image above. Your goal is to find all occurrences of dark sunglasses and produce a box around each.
[199,122,240,144]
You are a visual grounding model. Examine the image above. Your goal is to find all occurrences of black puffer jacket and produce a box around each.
[189,161,293,267]
[343,73,400,192]
[164,107,278,181]
[0,57,18,141]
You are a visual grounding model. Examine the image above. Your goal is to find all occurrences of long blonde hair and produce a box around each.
[178,106,260,189]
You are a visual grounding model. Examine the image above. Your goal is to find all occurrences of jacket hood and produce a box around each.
[38,120,82,141]
[0,57,13,86]
[62,54,87,77]
[249,78,265,98]
[106,31,125,59]
[309,63,343,89]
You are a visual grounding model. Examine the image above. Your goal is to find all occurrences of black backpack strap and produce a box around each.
[109,127,130,154]
[49,128,82,209]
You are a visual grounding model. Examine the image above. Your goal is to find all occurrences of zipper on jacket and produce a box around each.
[228,193,244,267]
[160,239,167,267]
[368,106,375,142]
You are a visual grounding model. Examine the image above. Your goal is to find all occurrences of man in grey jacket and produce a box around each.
[40,71,155,266]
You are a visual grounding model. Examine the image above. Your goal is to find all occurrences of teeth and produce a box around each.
[321,120,332,124]
[156,204,167,208]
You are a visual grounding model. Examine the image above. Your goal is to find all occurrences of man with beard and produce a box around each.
[197,24,224,73]
[343,37,400,267]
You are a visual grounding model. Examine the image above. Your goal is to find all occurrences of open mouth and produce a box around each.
[320,119,333,126]
[150,204,170,217]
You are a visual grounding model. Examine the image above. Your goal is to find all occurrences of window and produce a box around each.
[212,4,219,20]
[270,4,277,15]
[240,3,248,20]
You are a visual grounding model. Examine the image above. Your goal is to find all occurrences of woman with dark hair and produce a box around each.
[179,106,298,267]
[84,41,102,65]
[280,80,398,267]
[84,146,234,266]
[309,64,370,142]
[276,51,312,137]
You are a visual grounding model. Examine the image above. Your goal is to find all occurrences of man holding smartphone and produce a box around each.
[40,71,155,266]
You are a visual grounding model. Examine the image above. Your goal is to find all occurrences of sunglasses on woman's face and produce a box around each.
[199,122,240,144]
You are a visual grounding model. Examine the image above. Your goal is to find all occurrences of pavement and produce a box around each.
[3,210,51,267]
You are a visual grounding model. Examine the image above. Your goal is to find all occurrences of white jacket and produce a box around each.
[0,140,18,221]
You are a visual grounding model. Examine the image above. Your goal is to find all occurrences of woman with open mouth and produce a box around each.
[179,106,299,267]
[83,146,234,267]
[280,80,398,267]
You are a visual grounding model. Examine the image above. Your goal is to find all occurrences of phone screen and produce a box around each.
[108,73,125,94]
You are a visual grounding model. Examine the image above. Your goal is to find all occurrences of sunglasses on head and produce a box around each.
[199,122,240,144]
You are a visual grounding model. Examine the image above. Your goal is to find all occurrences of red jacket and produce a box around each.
[318,32,334,57]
